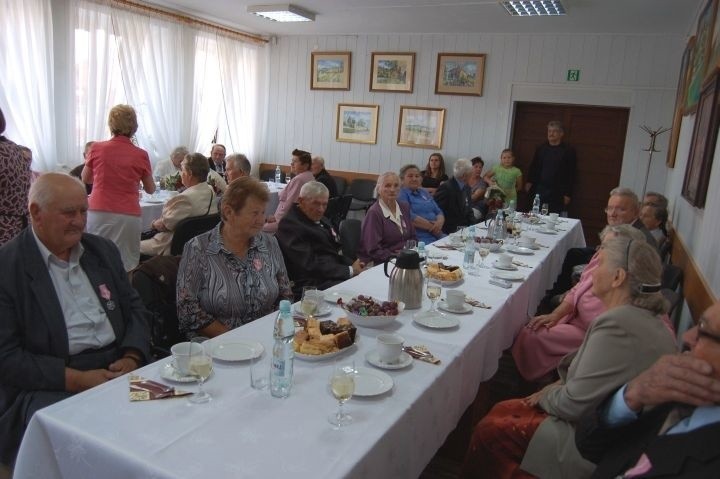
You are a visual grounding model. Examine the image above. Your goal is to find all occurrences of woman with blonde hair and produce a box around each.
[83,104,155,270]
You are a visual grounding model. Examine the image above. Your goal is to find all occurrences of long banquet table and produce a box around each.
[14,219,585,479]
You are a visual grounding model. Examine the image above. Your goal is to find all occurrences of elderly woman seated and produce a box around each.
[398,164,446,245]
[462,238,676,479]
[140,153,219,256]
[177,177,292,337]
[263,148,315,233]
[358,171,416,264]
[511,224,646,383]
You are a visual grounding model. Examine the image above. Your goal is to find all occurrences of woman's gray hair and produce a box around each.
[601,237,667,315]
[453,158,472,179]
[399,164,420,179]
[375,171,400,196]
[599,224,645,243]
[300,180,329,198]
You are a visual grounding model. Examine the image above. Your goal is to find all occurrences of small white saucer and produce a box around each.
[413,311,460,329]
[161,363,197,383]
[493,261,518,271]
[438,300,473,314]
[365,350,413,370]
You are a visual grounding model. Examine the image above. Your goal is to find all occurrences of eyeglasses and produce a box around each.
[697,317,720,343]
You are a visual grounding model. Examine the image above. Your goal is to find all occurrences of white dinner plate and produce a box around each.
[438,300,473,314]
[491,270,525,281]
[161,363,198,383]
[537,228,558,235]
[212,340,263,362]
[352,367,394,396]
[492,261,518,271]
[295,343,357,362]
[413,311,460,329]
[506,245,535,255]
[142,199,164,204]
[324,290,357,305]
[365,350,413,370]
[293,302,332,317]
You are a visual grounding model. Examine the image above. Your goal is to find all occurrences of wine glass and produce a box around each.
[512,219,523,246]
[541,203,549,216]
[328,362,355,428]
[188,337,213,404]
[478,246,490,268]
[426,277,442,313]
[301,286,319,318]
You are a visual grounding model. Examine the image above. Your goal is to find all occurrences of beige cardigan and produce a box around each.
[520,304,677,479]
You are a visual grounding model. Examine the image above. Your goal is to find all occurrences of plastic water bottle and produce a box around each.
[463,240,476,270]
[271,300,294,398]
[492,209,505,241]
[417,241,426,262]
[274,165,282,184]
[531,194,541,216]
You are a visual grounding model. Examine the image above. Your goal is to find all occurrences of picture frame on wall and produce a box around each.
[336,103,379,144]
[682,68,720,208]
[667,36,696,168]
[434,53,486,96]
[370,52,416,93]
[310,51,351,90]
[397,106,446,149]
[685,0,717,112]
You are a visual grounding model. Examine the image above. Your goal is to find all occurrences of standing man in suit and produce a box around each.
[0,173,151,469]
[434,158,476,234]
[525,120,577,214]
[576,301,720,478]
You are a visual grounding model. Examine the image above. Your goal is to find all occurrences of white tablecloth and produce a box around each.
[14,220,584,479]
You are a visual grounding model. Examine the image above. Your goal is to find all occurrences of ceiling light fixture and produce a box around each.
[500,0,566,16]
[247,4,315,22]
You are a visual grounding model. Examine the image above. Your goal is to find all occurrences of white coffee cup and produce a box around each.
[446,290,465,310]
[519,236,536,248]
[549,212,559,222]
[170,341,203,375]
[376,333,404,364]
[497,253,513,268]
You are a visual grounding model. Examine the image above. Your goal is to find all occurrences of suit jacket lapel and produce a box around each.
[642,418,720,477]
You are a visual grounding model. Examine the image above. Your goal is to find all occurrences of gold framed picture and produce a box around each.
[336,103,380,144]
[311,51,351,90]
[397,106,446,149]
[435,53,486,96]
[369,52,415,93]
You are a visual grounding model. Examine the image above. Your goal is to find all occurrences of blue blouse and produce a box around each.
[398,187,447,245]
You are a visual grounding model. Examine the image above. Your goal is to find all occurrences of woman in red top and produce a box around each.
[82,105,154,270]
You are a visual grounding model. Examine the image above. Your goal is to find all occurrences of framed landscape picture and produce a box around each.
[682,68,720,208]
[397,106,445,149]
[370,52,415,93]
[435,53,486,96]
[667,36,695,168]
[336,103,379,144]
[685,0,716,112]
[311,51,351,90]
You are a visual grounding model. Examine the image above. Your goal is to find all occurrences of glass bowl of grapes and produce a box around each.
[339,295,405,329]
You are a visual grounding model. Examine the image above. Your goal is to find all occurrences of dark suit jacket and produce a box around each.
[632,218,659,251]
[528,141,577,212]
[276,204,352,298]
[314,169,339,198]
[434,177,474,234]
[0,229,151,463]
[577,402,720,478]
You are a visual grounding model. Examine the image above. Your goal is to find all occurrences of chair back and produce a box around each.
[339,218,362,261]
[661,263,683,292]
[347,178,377,211]
[170,213,221,256]
[660,288,683,331]
[129,256,183,359]
[325,195,353,230]
[331,175,348,196]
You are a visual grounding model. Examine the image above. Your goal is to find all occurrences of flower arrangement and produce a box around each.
[484,185,506,214]
[162,172,182,191]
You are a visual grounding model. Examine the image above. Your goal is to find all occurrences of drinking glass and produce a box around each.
[456,226,467,243]
[426,277,442,313]
[512,219,523,245]
[541,203,549,216]
[328,362,355,428]
[301,286,319,318]
[478,247,490,268]
[188,337,212,404]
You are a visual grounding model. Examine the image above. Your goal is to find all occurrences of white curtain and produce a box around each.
[189,31,223,156]
[0,0,56,171]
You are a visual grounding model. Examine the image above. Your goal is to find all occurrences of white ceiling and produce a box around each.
[148,0,701,38]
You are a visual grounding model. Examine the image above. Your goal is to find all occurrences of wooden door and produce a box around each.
[511,103,629,246]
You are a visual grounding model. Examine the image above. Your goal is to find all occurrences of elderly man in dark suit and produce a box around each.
[576,301,720,478]
[0,173,151,468]
[434,158,476,234]
[276,181,366,299]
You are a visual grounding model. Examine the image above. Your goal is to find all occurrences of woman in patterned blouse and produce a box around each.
[177,177,292,337]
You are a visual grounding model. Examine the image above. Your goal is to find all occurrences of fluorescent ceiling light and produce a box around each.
[247,4,315,22]
[501,1,566,16]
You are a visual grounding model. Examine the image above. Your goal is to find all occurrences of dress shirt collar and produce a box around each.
[31,226,84,268]
[378,199,405,231]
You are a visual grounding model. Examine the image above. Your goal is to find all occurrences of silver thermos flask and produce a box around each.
[384,249,424,309]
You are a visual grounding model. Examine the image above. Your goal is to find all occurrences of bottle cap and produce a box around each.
[279,300,291,312]
[418,241,425,248]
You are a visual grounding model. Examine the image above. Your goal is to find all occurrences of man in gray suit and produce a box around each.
[0,173,151,468]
